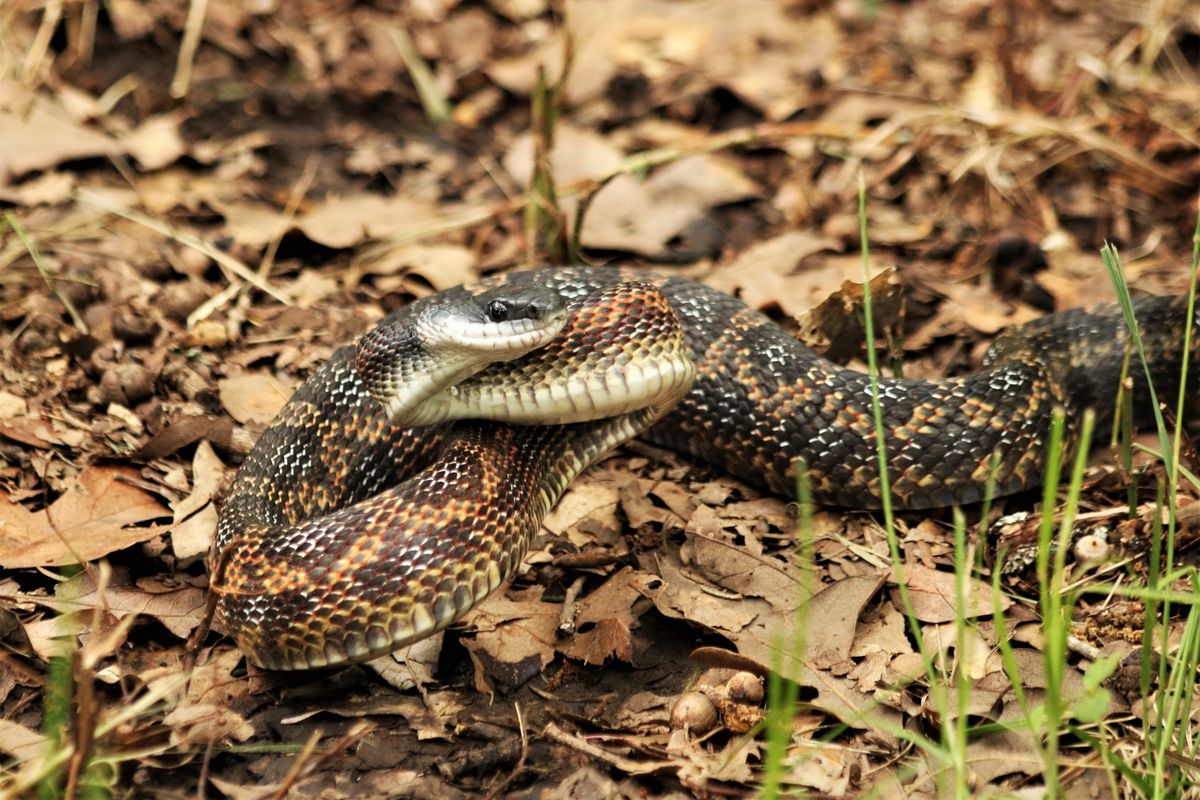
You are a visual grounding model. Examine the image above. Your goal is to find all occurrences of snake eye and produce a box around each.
[486,300,509,322]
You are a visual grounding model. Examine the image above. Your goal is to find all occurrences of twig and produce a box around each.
[556,576,586,636]
[22,0,62,81]
[4,213,88,334]
[66,0,98,69]
[267,722,372,800]
[171,0,209,99]
[483,704,529,800]
[389,26,451,126]
[543,722,672,775]
[76,188,290,304]
[258,155,320,280]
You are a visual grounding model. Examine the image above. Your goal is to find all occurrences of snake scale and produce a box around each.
[213,266,1197,670]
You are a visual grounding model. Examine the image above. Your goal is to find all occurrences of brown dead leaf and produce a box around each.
[542,479,621,547]
[706,230,846,317]
[619,478,681,530]
[463,591,560,691]
[797,270,904,362]
[0,170,75,205]
[0,82,119,182]
[351,243,479,294]
[366,633,445,692]
[558,567,658,665]
[673,731,759,785]
[801,574,889,670]
[505,126,755,256]
[217,374,293,426]
[164,703,254,746]
[685,506,800,609]
[123,114,187,170]
[964,696,1046,784]
[18,568,204,642]
[0,416,71,448]
[298,194,443,249]
[163,650,257,744]
[504,124,624,185]
[578,156,757,256]
[18,571,206,660]
[0,467,170,569]
[132,415,234,460]
[647,543,899,731]
[0,718,45,762]
[488,0,840,121]
[208,193,443,250]
[850,606,913,658]
[892,563,1011,623]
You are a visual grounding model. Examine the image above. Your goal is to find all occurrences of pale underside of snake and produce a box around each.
[213,266,1196,670]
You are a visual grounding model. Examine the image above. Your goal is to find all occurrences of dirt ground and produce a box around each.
[1,0,1200,797]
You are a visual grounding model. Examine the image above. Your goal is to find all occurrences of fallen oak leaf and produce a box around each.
[558,567,660,666]
[0,467,170,569]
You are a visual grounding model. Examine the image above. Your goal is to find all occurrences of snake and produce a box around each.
[212,265,1197,670]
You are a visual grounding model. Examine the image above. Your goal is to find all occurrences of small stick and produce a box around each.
[483,704,529,800]
[171,0,209,98]
[557,576,586,637]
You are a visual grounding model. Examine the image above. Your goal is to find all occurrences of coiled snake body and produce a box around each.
[214,266,1196,670]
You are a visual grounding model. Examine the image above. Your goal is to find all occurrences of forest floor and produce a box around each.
[1,1,1200,797]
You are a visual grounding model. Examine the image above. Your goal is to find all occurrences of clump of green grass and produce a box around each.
[756,187,1200,797]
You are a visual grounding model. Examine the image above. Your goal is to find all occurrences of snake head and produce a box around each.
[355,284,568,425]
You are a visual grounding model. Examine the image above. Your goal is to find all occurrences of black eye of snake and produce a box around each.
[486,300,509,322]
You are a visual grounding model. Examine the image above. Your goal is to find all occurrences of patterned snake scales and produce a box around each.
[213,266,1196,669]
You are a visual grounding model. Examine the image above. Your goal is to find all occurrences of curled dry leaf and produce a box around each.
[170,441,229,563]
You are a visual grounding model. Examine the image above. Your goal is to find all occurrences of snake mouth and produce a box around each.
[424,314,565,352]
[451,353,696,425]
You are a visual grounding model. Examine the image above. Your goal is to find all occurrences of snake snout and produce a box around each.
[426,285,568,353]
